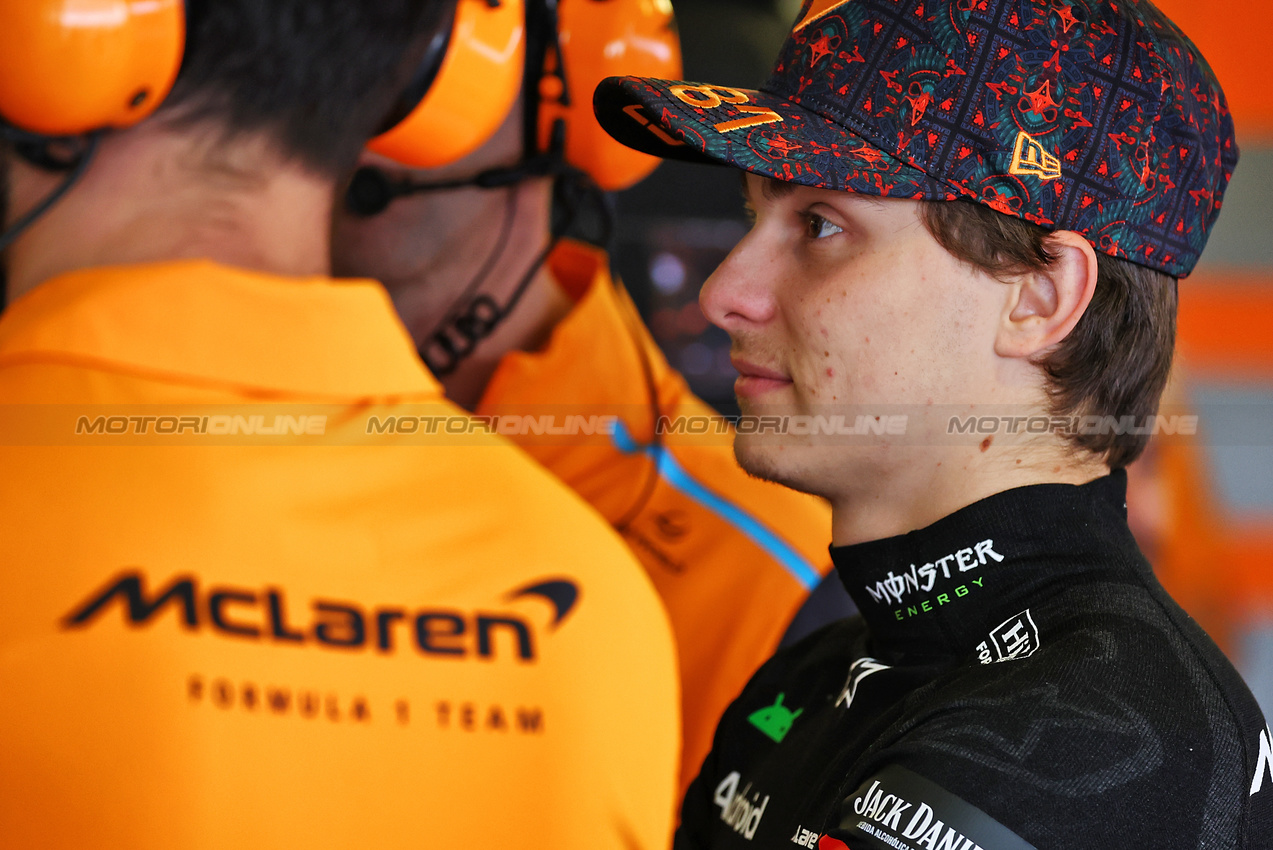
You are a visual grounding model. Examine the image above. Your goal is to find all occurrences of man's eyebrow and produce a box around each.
[762,178,798,202]
[739,171,885,211]
[739,172,798,204]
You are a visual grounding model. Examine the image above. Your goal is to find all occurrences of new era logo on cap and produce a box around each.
[1010,132,1061,182]
[594,0,1237,277]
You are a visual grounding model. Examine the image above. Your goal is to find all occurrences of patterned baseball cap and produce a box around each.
[594,0,1237,277]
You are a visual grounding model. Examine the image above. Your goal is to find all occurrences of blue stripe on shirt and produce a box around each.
[611,420,822,591]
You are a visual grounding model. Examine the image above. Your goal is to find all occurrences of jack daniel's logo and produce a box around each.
[844,766,1036,850]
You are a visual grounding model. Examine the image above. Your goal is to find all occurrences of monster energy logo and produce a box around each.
[864,540,1003,607]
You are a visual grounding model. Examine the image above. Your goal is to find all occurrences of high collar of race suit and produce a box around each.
[830,470,1146,662]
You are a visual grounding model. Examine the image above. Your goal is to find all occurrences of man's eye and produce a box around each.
[805,213,843,240]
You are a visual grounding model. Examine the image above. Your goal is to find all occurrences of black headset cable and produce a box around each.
[0,131,101,255]
[0,131,103,311]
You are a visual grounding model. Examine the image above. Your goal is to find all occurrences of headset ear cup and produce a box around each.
[541,0,682,192]
[0,0,185,136]
[369,0,526,169]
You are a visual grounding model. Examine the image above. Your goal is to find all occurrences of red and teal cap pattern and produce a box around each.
[593,0,1238,277]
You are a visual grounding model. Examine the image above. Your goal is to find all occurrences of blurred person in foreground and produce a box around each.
[593,0,1273,845]
[332,0,835,794]
[0,1,678,846]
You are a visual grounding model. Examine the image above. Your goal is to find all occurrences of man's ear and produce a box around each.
[995,230,1098,359]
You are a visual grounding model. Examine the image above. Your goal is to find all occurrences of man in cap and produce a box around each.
[332,0,835,794]
[593,0,1272,845]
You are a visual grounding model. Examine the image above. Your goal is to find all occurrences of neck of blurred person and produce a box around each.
[4,117,334,305]
[331,106,573,411]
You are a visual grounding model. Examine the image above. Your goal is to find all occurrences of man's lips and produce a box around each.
[731,359,793,397]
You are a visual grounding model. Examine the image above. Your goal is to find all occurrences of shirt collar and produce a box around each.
[477,240,685,424]
[830,471,1144,662]
[0,260,440,399]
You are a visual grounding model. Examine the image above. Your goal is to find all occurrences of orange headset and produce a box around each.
[0,0,186,137]
[370,0,527,172]
[366,0,682,194]
[0,0,188,257]
[534,0,682,192]
[349,1,682,378]
[0,0,679,195]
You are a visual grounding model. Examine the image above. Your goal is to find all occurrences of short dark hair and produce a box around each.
[920,199,1177,469]
[161,0,446,178]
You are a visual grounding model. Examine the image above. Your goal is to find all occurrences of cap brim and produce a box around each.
[594,76,958,200]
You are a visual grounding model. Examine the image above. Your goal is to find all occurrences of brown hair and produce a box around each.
[920,199,1178,468]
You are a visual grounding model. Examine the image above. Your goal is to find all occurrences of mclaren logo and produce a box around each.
[1009,131,1062,181]
[63,571,581,663]
[794,0,855,31]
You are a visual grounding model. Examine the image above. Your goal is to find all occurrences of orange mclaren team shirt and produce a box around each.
[478,241,833,793]
[0,261,679,849]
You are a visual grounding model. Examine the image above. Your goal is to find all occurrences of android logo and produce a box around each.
[747,692,803,743]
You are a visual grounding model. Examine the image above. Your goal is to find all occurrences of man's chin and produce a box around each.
[733,435,816,494]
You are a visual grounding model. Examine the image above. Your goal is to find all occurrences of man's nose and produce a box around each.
[699,235,778,333]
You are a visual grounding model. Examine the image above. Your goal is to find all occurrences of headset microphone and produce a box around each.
[348,0,681,379]
[344,152,567,217]
[359,0,681,208]
[417,158,602,378]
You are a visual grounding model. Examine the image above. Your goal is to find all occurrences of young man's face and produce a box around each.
[700,174,1014,500]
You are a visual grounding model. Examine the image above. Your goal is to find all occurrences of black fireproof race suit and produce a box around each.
[677,472,1273,849]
